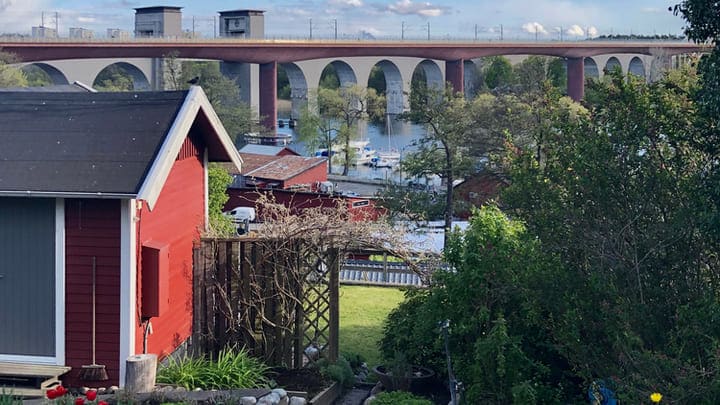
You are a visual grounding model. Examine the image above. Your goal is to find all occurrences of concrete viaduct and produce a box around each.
[0,40,704,130]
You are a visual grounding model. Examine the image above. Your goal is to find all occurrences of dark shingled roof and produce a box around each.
[0,91,187,195]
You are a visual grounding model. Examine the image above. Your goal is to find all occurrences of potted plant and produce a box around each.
[372,352,435,393]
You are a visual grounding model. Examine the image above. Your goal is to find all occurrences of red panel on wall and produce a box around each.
[141,241,169,318]
[64,198,121,388]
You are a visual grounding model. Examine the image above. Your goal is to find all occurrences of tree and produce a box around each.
[381,206,563,403]
[93,65,134,91]
[298,85,384,175]
[401,85,475,247]
[0,51,27,87]
[483,56,515,91]
[22,65,53,87]
[503,67,720,401]
[178,61,265,140]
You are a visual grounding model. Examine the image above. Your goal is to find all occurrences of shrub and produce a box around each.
[157,347,270,390]
[317,356,355,389]
[371,391,433,405]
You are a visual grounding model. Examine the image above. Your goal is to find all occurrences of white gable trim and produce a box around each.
[119,199,137,387]
[136,86,243,210]
[54,199,66,365]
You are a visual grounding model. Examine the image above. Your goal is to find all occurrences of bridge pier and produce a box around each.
[445,59,464,94]
[260,62,278,132]
[567,57,585,102]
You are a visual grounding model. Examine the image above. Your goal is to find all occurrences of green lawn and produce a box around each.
[339,285,405,369]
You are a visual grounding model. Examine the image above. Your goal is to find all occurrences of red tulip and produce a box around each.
[86,390,97,401]
[55,385,67,396]
[98,401,109,405]
[46,389,58,399]
[75,398,85,405]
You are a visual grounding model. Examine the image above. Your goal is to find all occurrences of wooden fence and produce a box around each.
[192,237,339,368]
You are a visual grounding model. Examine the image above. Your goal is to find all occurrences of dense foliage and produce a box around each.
[207,164,235,237]
[382,40,720,403]
[0,51,27,87]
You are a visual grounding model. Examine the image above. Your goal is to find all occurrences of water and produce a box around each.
[276,114,432,184]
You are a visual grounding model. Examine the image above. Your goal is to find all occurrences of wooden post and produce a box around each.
[328,248,340,363]
[125,354,157,393]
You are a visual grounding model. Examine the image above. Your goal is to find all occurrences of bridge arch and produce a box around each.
[92,62,151,90]
[322,60,357,88]
[21,63,69,85]
[584,58,600,80]
[280,62,308,119]
[628,57,646,78]
[464,60,481,99]
[414,59,444,91]
[604,57,622,75]
[370,60,404,115]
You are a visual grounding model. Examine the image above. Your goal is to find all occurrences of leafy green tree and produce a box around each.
[207,164,235,236]
[513,56,567,95]
[22,65,53,87]
[504,67,720,402]
[93,64,134,91]
[299,85,384,175]
[483,56,515,90]
[0,51,27,87]
[382,206,563,403]
[400,85,475,247]
[319,65,340,89]
[178,61,265,140]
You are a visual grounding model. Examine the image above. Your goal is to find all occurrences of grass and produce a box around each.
[339,285,405,369]
[156,346,270,390]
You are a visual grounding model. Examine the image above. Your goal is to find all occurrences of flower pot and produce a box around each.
[371,365,435,393]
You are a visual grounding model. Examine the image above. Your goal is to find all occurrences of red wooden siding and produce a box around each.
[225,188,384,221]
[64,199,121,387]
[134,133,205,358]
[282,163,328,190]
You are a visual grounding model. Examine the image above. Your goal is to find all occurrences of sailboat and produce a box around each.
[370,115,401,168]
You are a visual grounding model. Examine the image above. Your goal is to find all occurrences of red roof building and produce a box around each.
[0,88,242,389]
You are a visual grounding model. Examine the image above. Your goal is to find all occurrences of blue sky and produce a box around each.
[0,0,687,40]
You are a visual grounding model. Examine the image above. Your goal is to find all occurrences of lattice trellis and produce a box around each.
[192,238,339,368]
[299,246,339,365]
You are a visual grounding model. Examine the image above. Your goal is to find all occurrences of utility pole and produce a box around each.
[213,16,217,38]
[500,24,503,41]
[55,11,59,35]
[309,18,313,39]
[401,21,405,40]
[41,11,45,28]
[474,24,478,41]
[559,26,563,41]
[427,21,430,41]
[192,16,195,37]
[334,19,337,40]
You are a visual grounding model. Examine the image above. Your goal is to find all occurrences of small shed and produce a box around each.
[0,87,242,389]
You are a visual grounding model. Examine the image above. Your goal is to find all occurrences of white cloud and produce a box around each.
[328,0,364,8]
[522,22,547,35]
[587,26,599,37]
[77,16,97,24]
[565,24,584,37]
[381,0,450,18]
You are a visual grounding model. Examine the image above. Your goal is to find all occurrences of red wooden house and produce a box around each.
[0,87,242,390]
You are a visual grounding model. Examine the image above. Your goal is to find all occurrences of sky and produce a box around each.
[0,0,687,40]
